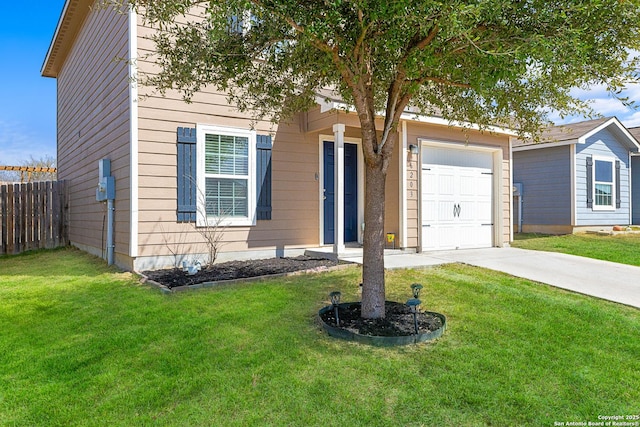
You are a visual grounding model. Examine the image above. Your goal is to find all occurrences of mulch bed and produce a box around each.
[142,255,341,289]
[319,301,444,337]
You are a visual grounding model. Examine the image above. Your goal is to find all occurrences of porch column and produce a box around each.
[400,121,408,249]
[333,123,345,255]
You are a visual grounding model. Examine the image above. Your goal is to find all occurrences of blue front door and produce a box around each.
[323,141,358,244]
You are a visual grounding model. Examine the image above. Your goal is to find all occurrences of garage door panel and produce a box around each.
[421,147,494,251]
[422,200,438,222]
[459,175,476,196]
[437,201,456,223]
[456,224,493,249]
[422,199,457,224]
[438,173,455,196]
[475,225,494,248]
[422,224,459,250]
[457,202,474,222]
[423,147,493,169]
[437,225,459,250]
[423,172,438,195]
[476,201,493,222]
[477,174,492,195]
[456,224,476,249]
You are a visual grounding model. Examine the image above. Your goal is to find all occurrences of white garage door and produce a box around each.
[422,146,494,251]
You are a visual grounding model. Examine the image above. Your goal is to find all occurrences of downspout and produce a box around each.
[629,152,633,225]
[107,198,115,265]
[128,6,140,261]
[509,136,514,242]
[570,144,576,228]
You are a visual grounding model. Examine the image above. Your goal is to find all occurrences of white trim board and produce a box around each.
[128,8,139,258]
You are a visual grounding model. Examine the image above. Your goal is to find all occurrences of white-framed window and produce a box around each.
[197,124,256,226]
[592,156,615,211]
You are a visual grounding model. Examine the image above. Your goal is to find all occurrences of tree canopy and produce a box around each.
[116,0,640,318]
[130,0,640,137]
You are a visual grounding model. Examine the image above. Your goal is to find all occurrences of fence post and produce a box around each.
[6,184,14,254]
[13,184,22,254]
[33,181,41,249]
[51,181,60,248]
[47,182,52,248]
[26,182,33,251]
[60,180,68,247]
[1,184,6,255]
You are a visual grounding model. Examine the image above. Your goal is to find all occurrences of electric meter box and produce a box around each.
[96,159,115,201]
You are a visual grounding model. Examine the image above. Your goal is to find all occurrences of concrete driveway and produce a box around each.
[342,247,640,309]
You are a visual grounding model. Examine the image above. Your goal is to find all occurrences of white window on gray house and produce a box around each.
[197,125,257,226]
[593,157,615,209]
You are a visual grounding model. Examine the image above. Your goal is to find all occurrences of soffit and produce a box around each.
[41,0,92,78]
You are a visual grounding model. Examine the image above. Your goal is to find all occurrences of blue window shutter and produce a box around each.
[586,156,593,208]
[177,127,197,222]
[256,134,272,220]
[615,160,621,209]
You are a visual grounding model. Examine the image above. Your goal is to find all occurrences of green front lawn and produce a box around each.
[1,248,639,426]
[512,232,640,267]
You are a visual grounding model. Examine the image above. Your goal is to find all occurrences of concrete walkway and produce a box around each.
[341,247,640,309]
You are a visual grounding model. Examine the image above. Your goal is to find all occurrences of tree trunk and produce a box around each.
[360,150,388,319]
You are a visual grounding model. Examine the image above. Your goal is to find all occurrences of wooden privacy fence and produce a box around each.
[0,181,68,255]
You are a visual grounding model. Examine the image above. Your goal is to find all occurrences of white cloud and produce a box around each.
[552,82,640,125]
[570,84,611,100]
[0,120,56,166]
[587,97,630,116]
[620,111,640,128]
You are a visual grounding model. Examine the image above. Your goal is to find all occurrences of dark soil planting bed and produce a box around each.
[318,301,446,347]
[143,256,341,289]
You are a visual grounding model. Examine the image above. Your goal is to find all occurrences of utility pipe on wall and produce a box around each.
[106,198,115,265]
[97,159,116,265]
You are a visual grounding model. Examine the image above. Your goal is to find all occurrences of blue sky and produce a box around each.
[0,1,65,166]
[1,2,639,167]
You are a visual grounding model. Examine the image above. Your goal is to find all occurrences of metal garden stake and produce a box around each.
[330,291,341,326]
[406,298,421,335]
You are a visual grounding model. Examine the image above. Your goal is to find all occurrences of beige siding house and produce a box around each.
[43,0,515,271]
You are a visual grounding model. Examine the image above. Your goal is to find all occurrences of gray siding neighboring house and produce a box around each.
[513,145,572,229]
[632,156,640,225]
[626,127,640,225]
[513,117,640,234]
